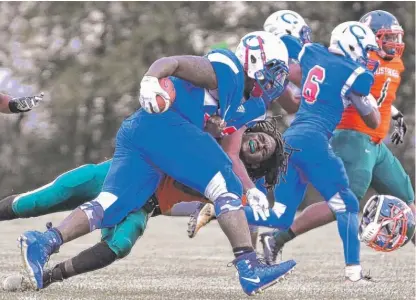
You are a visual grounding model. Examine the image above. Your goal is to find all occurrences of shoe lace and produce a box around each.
[227,257,264,277]
[43,222,60,269]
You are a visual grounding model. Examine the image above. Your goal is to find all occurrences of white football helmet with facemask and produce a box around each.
[263,10,311,44]
[329,21,379,67]
[235,31,289,102]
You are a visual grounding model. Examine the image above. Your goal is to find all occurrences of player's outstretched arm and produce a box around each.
[0,93,44,114]
[145,56,217,90]
[349,92,380,129]
[222,127,270,221]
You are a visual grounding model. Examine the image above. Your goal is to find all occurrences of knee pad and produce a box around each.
[213,193,243,217]
[204,168,243,201]
[101,209,148,258]
[80,200,105,231]
[327,189,359,215]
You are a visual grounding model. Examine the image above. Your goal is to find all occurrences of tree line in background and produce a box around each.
[0,1,413,206]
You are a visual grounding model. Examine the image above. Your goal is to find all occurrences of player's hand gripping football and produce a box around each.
[139,75,171,114]
[246,187,270,221]
[9,92,44,113]
[391,111,407,145]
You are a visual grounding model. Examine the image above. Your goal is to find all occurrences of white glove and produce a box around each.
[246,187,270,221]
[139,75,171,114]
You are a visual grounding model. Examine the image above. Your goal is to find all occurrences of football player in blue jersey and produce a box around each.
[2,117,290,292]
[187,10,311,242]
[263,10,311,113]
[260,10,415,266]
[17,31,296,296]
[248,21,382,283]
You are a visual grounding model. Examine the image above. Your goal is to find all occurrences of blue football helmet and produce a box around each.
[360,10,405,59]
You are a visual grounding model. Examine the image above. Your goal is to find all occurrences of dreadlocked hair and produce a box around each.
[242,116,297,192]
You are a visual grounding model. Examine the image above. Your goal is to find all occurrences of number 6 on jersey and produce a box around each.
[302,65,326,104]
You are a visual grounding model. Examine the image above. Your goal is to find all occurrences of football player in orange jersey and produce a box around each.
[260,10,415,265]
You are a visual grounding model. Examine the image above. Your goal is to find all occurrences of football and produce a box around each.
[156,77,176,112]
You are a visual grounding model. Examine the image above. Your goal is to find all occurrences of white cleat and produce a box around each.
[344,265,376,284]
[187,203,215,238]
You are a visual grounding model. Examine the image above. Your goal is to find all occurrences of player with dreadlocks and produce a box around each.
[2,117,292,291]
[186,117,296,244]
[244,116,291,190]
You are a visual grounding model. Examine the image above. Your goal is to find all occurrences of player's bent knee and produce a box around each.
[80,198,106,231]
[204,169,243,202]
[213,193,243,217]
[102,209,149,258]
[327,189,359,214]
[104,234,135,259]
[348,169,372,201]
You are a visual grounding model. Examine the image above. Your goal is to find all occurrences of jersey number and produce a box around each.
[377,78,391,107]
[302,65,326,104]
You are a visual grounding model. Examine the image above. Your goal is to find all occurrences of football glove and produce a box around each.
[391,111,407,145]
[8,93,44,113]
[246,187,270,221]
[139,75,170,114]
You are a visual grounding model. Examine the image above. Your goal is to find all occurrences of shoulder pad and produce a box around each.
[206,49,242,74]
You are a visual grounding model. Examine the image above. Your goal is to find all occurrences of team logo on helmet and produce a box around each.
[349,24,367,39]
[242,35,265,50]
[281,12,299,24]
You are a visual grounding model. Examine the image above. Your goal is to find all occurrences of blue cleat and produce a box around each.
[18,228,61,290]
[232,252,296,296]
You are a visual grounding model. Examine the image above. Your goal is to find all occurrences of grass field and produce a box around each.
[0,212,415,300]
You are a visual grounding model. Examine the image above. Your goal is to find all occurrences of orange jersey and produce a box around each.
[155,176,247,214]
[337,52,404,143]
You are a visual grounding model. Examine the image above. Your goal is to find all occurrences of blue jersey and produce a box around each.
[287,43,374,137]
[170,48,266,133]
